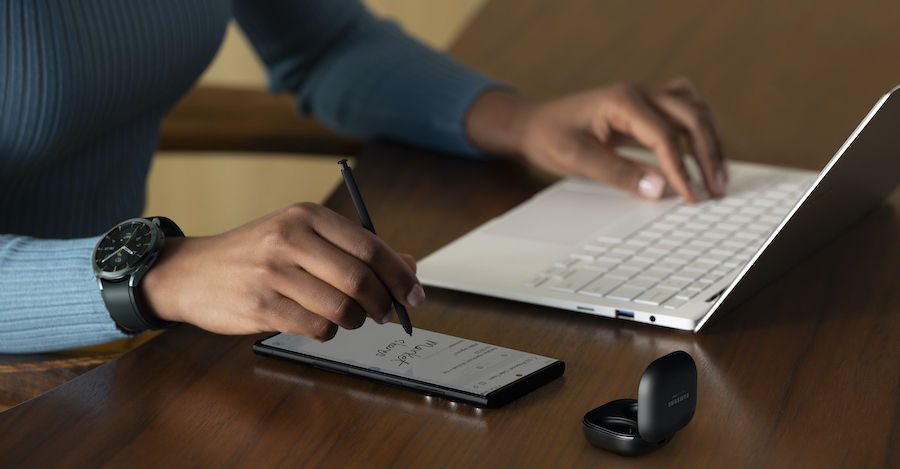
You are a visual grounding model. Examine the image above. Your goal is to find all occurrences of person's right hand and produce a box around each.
[137,202,425,341]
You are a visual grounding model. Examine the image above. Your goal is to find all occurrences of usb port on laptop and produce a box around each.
[615,310,635,320]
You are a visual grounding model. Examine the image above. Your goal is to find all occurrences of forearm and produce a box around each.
[234,0,502,157]
[0,235,130,353]
[464,89,536,157]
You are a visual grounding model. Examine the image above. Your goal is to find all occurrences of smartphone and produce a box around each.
[253,319,565,408]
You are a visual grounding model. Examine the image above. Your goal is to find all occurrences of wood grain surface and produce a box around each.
[3,0,900,467]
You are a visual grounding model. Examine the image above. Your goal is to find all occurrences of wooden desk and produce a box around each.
[3,0,900,467]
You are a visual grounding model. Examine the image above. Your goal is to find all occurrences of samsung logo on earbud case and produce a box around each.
[668,392,690,408]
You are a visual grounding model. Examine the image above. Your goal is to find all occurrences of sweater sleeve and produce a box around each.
[232,0,501,157]
[0,235,130,353]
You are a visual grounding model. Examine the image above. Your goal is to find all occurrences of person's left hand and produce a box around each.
[465,77,727,203]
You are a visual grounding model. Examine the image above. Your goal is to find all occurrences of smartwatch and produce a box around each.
[93,217,184,331]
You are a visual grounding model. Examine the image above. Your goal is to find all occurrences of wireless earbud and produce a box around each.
[582,351,697,457]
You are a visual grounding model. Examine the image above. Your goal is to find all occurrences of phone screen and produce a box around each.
[254,319,563,407]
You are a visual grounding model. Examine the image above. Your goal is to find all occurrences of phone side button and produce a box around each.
[385,379,403,388]
[313,363,348,375]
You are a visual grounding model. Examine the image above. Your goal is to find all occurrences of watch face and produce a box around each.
[94,219,158,277]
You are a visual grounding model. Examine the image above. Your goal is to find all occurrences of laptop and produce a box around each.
[418,84,900,331]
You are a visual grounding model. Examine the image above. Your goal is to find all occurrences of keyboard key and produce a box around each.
[684,222,711,231]
[606,267,638,279]
[727,215,752,224]
[675,289,699,300]
[666,252,694,263]
[542,267,576,279]
[597,251,631,262]
[675,206,702,215]
[721,240,747,249]
[688,240,715,249]
[554,257,579,268]
[659,236,690,246]
[672,229,697,238]
[570,249,597,260]
[607,286,644,301]
[698,253,729,263]
[671,269,703,282]
[683,262,713,273]
[624,277,657,290]
[709,205,735,215]
[661,256,689,265]
[635,231,663,240]
[638,269,671,281]
[715,222,741,232]
[739,206,764,216]
[664,214,689,223]
[651,261,682,272]
[663,297,690,309]
[752,198,777,207]
[762,190,789,200]
[550,270,602,293]
[697,214,722,223]
[657,277,693,291]
[577,277,625,297]
[676,247,702,256]
[625,238,652,248]
[634,288,676,306]
[720,197,747,206]
[776,183,803,191]
[523,275,548,288]
[583,259,619,271]
[621,260,652,271]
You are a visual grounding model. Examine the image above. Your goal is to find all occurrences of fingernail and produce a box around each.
[407,284,426,308]
[638,173,666,199]
[380,310,395,324]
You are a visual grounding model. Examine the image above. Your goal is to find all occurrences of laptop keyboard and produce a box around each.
[524,172,815,309]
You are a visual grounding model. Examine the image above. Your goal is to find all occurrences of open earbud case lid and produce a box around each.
[637,350,697,442]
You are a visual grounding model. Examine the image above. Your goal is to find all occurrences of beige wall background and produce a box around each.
[146,0,487,236]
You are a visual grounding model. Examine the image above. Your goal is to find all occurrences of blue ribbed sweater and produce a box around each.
[0,0,496,353]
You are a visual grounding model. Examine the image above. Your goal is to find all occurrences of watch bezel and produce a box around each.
[93,218,163,281]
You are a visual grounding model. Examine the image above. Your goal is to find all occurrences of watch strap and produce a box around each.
[153,216,184,238]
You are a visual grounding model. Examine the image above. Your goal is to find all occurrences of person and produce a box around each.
[0,0,726,354]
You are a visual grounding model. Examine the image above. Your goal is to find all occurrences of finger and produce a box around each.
[398,253,418,274]
[663,77,729,182]
[563,135,669,200]
[290,232,396,323]
[663,76,703,102]
[264,293,340,342]
[597,85,699,201]
[308,207,425,308]
[650,91,727,197]
[269,265,371,330]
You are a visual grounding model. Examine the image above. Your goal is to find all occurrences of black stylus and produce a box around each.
[338,159,413,335]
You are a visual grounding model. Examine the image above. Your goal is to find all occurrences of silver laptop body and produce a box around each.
[418,85,900,331]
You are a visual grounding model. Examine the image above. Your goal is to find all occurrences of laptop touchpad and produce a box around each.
[484,185,648,245]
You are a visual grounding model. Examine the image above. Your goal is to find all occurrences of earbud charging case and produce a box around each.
[582,351,697,457]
